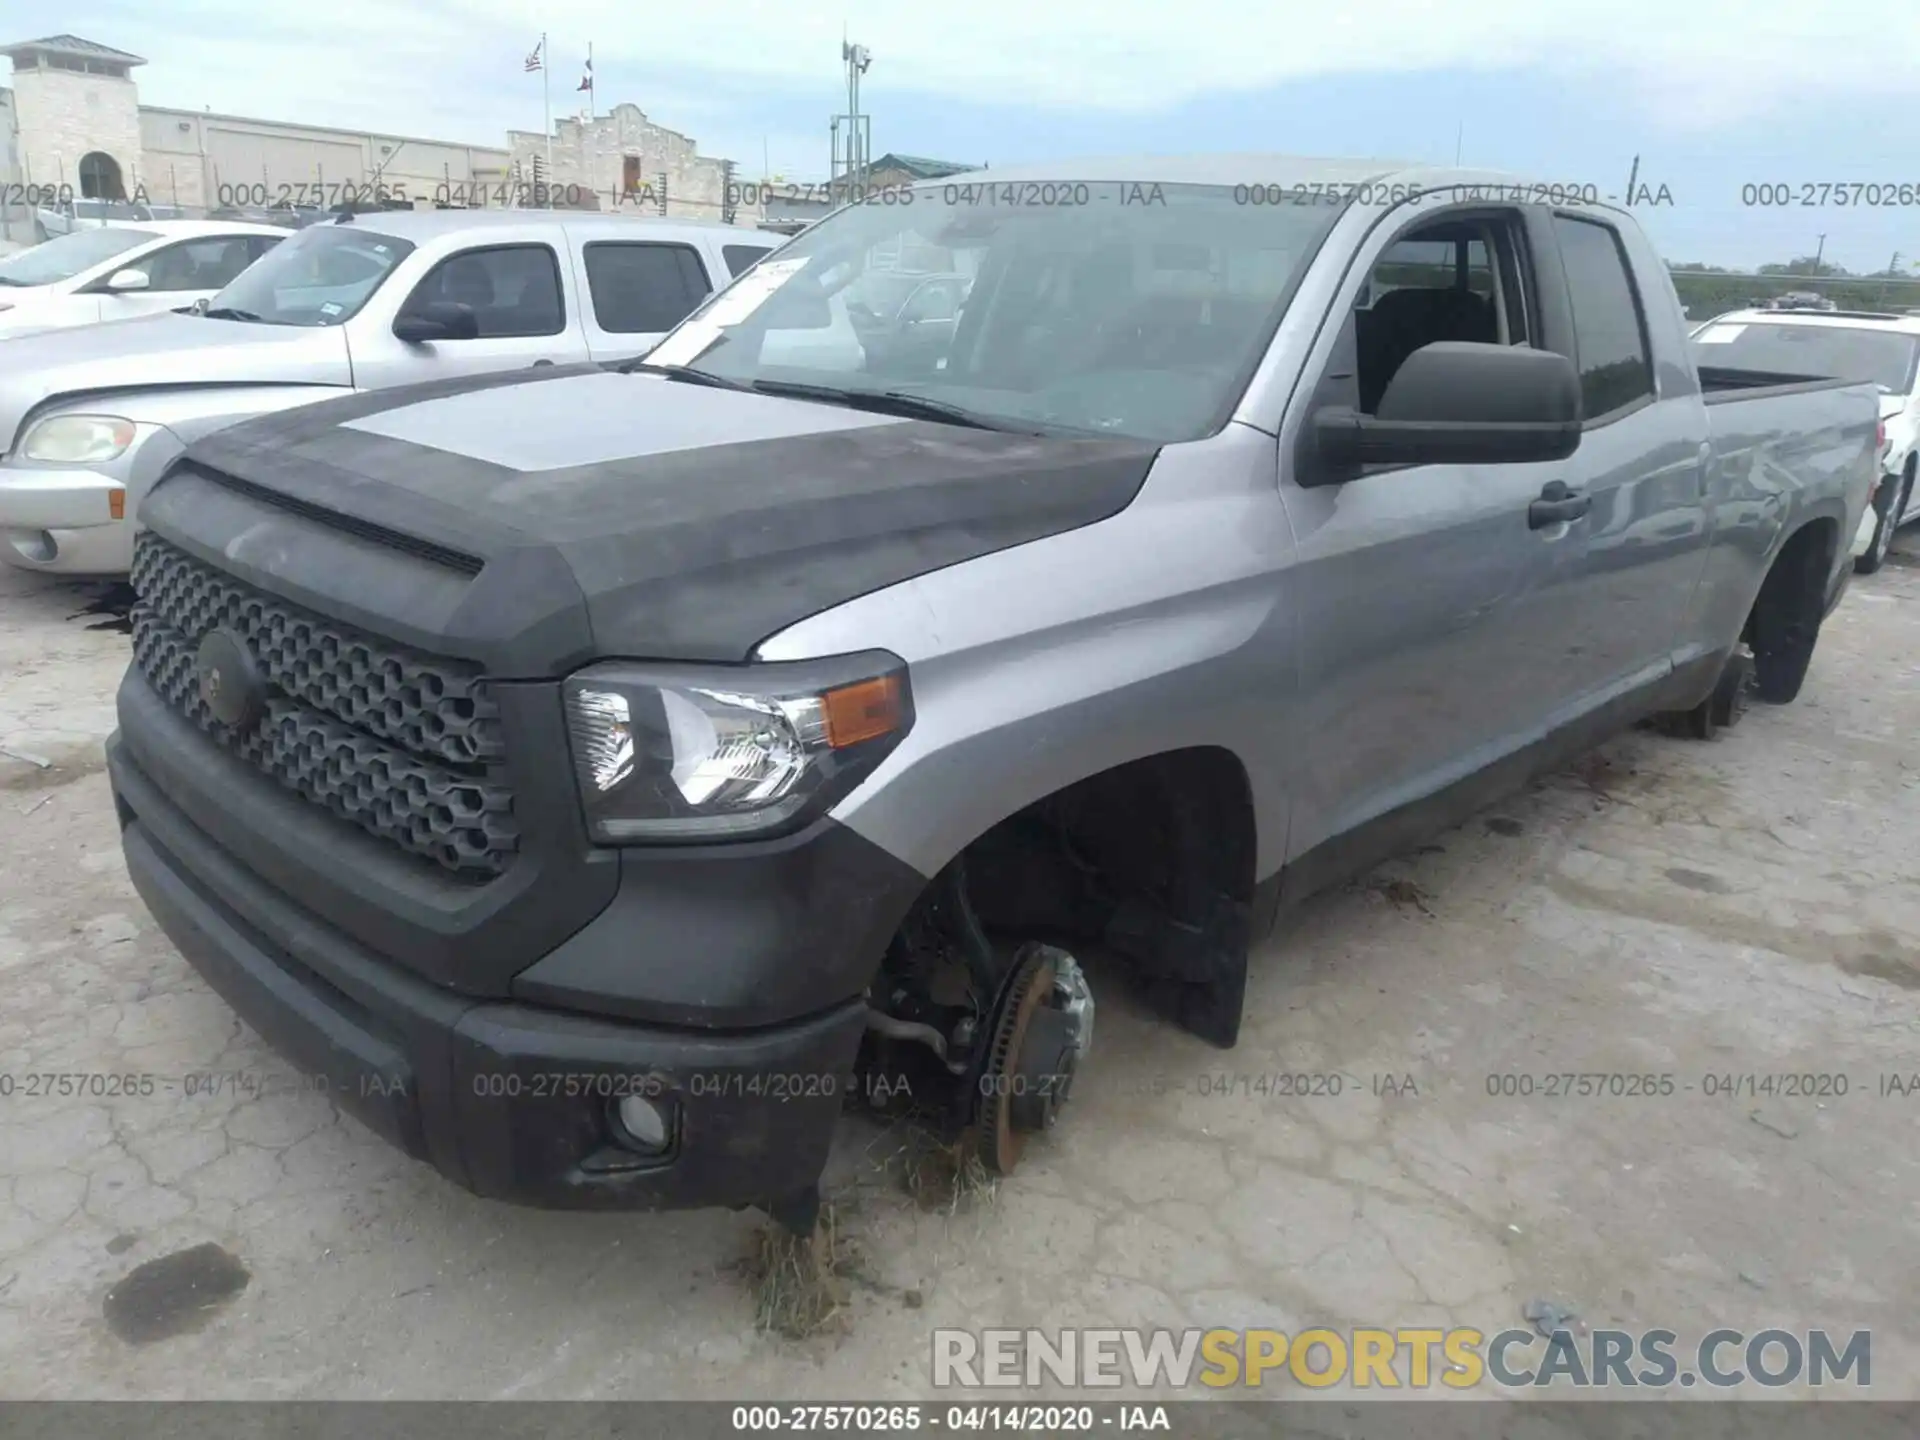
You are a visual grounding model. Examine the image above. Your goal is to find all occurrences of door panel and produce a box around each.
[352,242,587,389]
[1277,206,1577,861]
[1281,455,1570,859]
[1534,213,1709,709]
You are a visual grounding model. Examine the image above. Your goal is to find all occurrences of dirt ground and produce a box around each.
[0,537,1916,1401]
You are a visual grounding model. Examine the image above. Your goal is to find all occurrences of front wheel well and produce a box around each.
[873,746,1261,1060]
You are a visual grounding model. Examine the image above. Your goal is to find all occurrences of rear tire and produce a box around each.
[1674,649,1753,740]
[1856,467,1912,575]
[1750,527,1832,706]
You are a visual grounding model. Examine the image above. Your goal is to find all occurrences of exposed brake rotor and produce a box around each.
[973,942,1094,1175]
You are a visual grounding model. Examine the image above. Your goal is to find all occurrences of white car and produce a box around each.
[1692,308,1920,573]
[0,221,287,340]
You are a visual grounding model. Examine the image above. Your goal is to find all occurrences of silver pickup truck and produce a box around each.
[106,157,1877,1233]
[0,209,780,574]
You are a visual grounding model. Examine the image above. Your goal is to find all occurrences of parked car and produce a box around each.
[107,159,1876,1231]
[1768,291,1837,312]
[0,210,776,574]
[1693,308,1920,572]
[32,196,151,240]
[207,204,330,229]
[0,220,285,341]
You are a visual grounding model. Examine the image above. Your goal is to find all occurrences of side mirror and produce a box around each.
[1313,342,1582,468]
[393,300,479,343]
[104,268,151,293]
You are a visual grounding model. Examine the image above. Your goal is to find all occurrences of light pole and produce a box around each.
[832,40,872,198]
[1813,233,1827,273]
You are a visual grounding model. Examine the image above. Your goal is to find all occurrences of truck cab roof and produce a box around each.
[316,208,757,248]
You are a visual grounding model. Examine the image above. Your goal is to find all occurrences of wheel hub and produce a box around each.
[974,944,1094,1174]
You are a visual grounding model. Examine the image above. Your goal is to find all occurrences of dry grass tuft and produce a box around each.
[744,1205,851,1339]
[902,1131,999,1215]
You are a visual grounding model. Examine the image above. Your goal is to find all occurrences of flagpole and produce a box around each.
[542,31,552,208]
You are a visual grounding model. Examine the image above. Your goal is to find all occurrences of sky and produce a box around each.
[8,0,1920,272]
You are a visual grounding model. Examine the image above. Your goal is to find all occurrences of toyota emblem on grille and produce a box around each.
[196,629,266,729]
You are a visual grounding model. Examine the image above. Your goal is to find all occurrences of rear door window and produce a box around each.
[1552,215,1655,421]
[583,242,713,332]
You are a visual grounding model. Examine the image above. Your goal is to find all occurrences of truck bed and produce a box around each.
[1696,365,1860,404]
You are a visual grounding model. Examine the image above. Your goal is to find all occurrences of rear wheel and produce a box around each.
[1857,467,1913,575]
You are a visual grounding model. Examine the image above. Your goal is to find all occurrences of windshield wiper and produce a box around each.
[743,380,1036,433]
[620,358,752,388]
[0,277,30,287]
[201,306,263,323]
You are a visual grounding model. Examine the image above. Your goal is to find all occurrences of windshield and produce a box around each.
[642,183,1340,441]
[0,227,156,287]
[1693,321,1920,394]
[206,223,414,326]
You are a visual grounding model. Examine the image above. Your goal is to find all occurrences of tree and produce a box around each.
[1757,256,1850,277]
[1669,253,1920,317]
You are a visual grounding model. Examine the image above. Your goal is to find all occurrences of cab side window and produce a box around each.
[123,236,263,292]
[399,244,565,339]
[1551,215,1654,422]
[1354,222,1523,414]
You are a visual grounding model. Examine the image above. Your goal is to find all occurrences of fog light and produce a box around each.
[614,1094,671,1153]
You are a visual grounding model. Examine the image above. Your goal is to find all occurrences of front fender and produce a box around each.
[754,428,1298,883]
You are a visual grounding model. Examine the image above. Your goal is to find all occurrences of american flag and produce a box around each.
[524,39,543,72]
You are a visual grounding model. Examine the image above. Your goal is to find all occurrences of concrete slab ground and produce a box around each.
[0,537,1916,1401]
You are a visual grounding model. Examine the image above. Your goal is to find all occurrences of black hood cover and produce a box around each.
[171,365,1160,673]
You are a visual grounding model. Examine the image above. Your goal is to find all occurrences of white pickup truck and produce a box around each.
[0,209,780,574]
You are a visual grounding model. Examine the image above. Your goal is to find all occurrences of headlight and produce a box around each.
[563,653,912,842]
[20,414,137,464]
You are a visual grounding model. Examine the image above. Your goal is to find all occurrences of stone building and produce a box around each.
[506,104,736,223]
[1,32,760,228]
[3,35,147,200]
[0,33,512,210]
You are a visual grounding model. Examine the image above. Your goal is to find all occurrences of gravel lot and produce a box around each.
[0,537,1917,1400]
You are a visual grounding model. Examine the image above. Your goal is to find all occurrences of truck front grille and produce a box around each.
[128,532,518,879]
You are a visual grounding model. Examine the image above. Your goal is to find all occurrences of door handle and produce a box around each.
[1528,480,1592,529]
[530,358,554,368]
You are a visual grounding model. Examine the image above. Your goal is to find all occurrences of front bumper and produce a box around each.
[0,465,130,574]
[108,726,919,1212]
